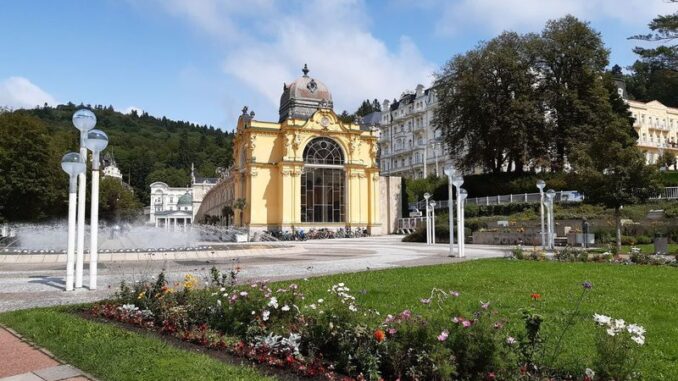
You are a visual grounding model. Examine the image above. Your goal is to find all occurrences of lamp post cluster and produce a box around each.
[536,180,556,250]
[428,164,466,258]
[60,109,108,291]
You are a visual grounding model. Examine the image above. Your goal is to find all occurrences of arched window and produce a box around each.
[302,137,344,165]
[301,138,345,223]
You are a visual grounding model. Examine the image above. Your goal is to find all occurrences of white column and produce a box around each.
[539,191,545,249]
[460,199,465,257]
[425,203,431,244]
[183,218,187,230]
[66,187,77,291]
[456,188,464,258]
[448,182,455,256]
[431,206,436,244]
[89,167,100,290]
[155,218,158,228]
[75,144,87,288]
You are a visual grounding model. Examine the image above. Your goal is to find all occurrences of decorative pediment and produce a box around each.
[300,109,355,133]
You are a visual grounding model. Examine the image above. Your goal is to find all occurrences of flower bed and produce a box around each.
[90,267,648,380]
[509,246,678,266]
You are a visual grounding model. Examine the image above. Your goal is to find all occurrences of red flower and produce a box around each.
[486,371,496,380]
[531,293,541,300]
[373,329,386,343]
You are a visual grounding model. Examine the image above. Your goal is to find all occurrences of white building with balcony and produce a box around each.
[629,100,678,165]
[378,84,444,179]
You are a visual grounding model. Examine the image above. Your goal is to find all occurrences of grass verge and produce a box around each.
[0,308,272,381]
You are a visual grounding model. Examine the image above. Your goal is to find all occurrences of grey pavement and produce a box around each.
[0,235,509,312]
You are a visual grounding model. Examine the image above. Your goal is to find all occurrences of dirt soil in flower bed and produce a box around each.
[78,311,329,381]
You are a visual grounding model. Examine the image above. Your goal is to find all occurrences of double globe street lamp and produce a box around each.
[443,165,456,257]
[72,109,97,288]
[451,174,465,258]
[60,152,86,291]
[84,129,109,290]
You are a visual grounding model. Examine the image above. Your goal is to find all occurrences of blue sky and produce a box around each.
[0,0,674,131]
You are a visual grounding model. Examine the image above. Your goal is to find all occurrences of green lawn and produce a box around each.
[276,260,678,380]
[1,260,676,380]
[0,308,272,381]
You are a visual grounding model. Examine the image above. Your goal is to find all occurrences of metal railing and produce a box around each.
[408,190,583,210]
[652,186,678,200]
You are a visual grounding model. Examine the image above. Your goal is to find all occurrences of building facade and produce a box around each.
[149,165,217,228]
[629,100,678,165]
[195,65,383,234]
[377,84,446,179]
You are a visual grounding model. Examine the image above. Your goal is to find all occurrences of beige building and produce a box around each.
[629,100,678,165]
[378,85,446,179]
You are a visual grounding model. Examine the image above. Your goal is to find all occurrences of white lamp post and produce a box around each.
[443,164,456,257]
[423,192,431,245]
[72,109,96,288]
[536,180,546,249]
[430,200,437,244]
[84,129,108,290]
[459,188,468,258]
[61,152,86,291]
[545,189,556,250]
[451,174,464,257]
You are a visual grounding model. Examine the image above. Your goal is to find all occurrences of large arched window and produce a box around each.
[301,138,345,223]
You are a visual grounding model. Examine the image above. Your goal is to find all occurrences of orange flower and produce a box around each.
[373,329,385,343]
[531,293,541,300]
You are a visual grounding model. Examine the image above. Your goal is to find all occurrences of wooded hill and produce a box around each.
[0,103,233,222]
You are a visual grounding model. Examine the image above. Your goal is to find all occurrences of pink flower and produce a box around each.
[450,290,460,297]
[384,314,395,324]
[400,309,412,320]
[480,301,490,310]
[437,330,449,342]
[462,320,472,328]
[420,298,431,305]
[387,328,397,335]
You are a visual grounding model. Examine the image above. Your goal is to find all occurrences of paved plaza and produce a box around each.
[0,236,508,312]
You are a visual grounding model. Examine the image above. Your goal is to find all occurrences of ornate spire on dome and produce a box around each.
[302,63,309,77]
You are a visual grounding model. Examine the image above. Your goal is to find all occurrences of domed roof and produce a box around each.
[177,191,192,206]
[279,64,333,122]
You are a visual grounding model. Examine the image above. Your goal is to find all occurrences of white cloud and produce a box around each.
[153,0,435,120]
[0,77,57,109]
[435,0,676,35]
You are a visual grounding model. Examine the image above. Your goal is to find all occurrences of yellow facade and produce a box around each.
[221,106,381,234]
[629,100,678,165]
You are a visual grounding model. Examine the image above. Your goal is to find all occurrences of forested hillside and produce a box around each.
[0,103,233,222]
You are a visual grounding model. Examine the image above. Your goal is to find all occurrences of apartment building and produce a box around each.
[378,84,446,179]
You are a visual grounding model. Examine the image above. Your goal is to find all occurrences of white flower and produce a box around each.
[268,297,279,309]
[593,313,612,326]
[309,304,316,310]
[251,310,256,315]
[606,327,617,336]
[348,304,358,312]
[262,310,270,321]
[220,287,226,292]
[239,291,248,297]
[216,300,222,307]
[338,283,345,287]
[506,336,516,345]
[613,319,626,330]
[585,368,595,378]
[627,324,646,336]
[317,299,324,304]
[631,335,645,346]
[281,305,290,312]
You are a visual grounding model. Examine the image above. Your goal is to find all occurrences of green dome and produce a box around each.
[177,192,193,206]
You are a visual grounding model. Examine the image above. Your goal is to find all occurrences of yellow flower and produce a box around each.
[183,274,198,290]
[137,291,146,300]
